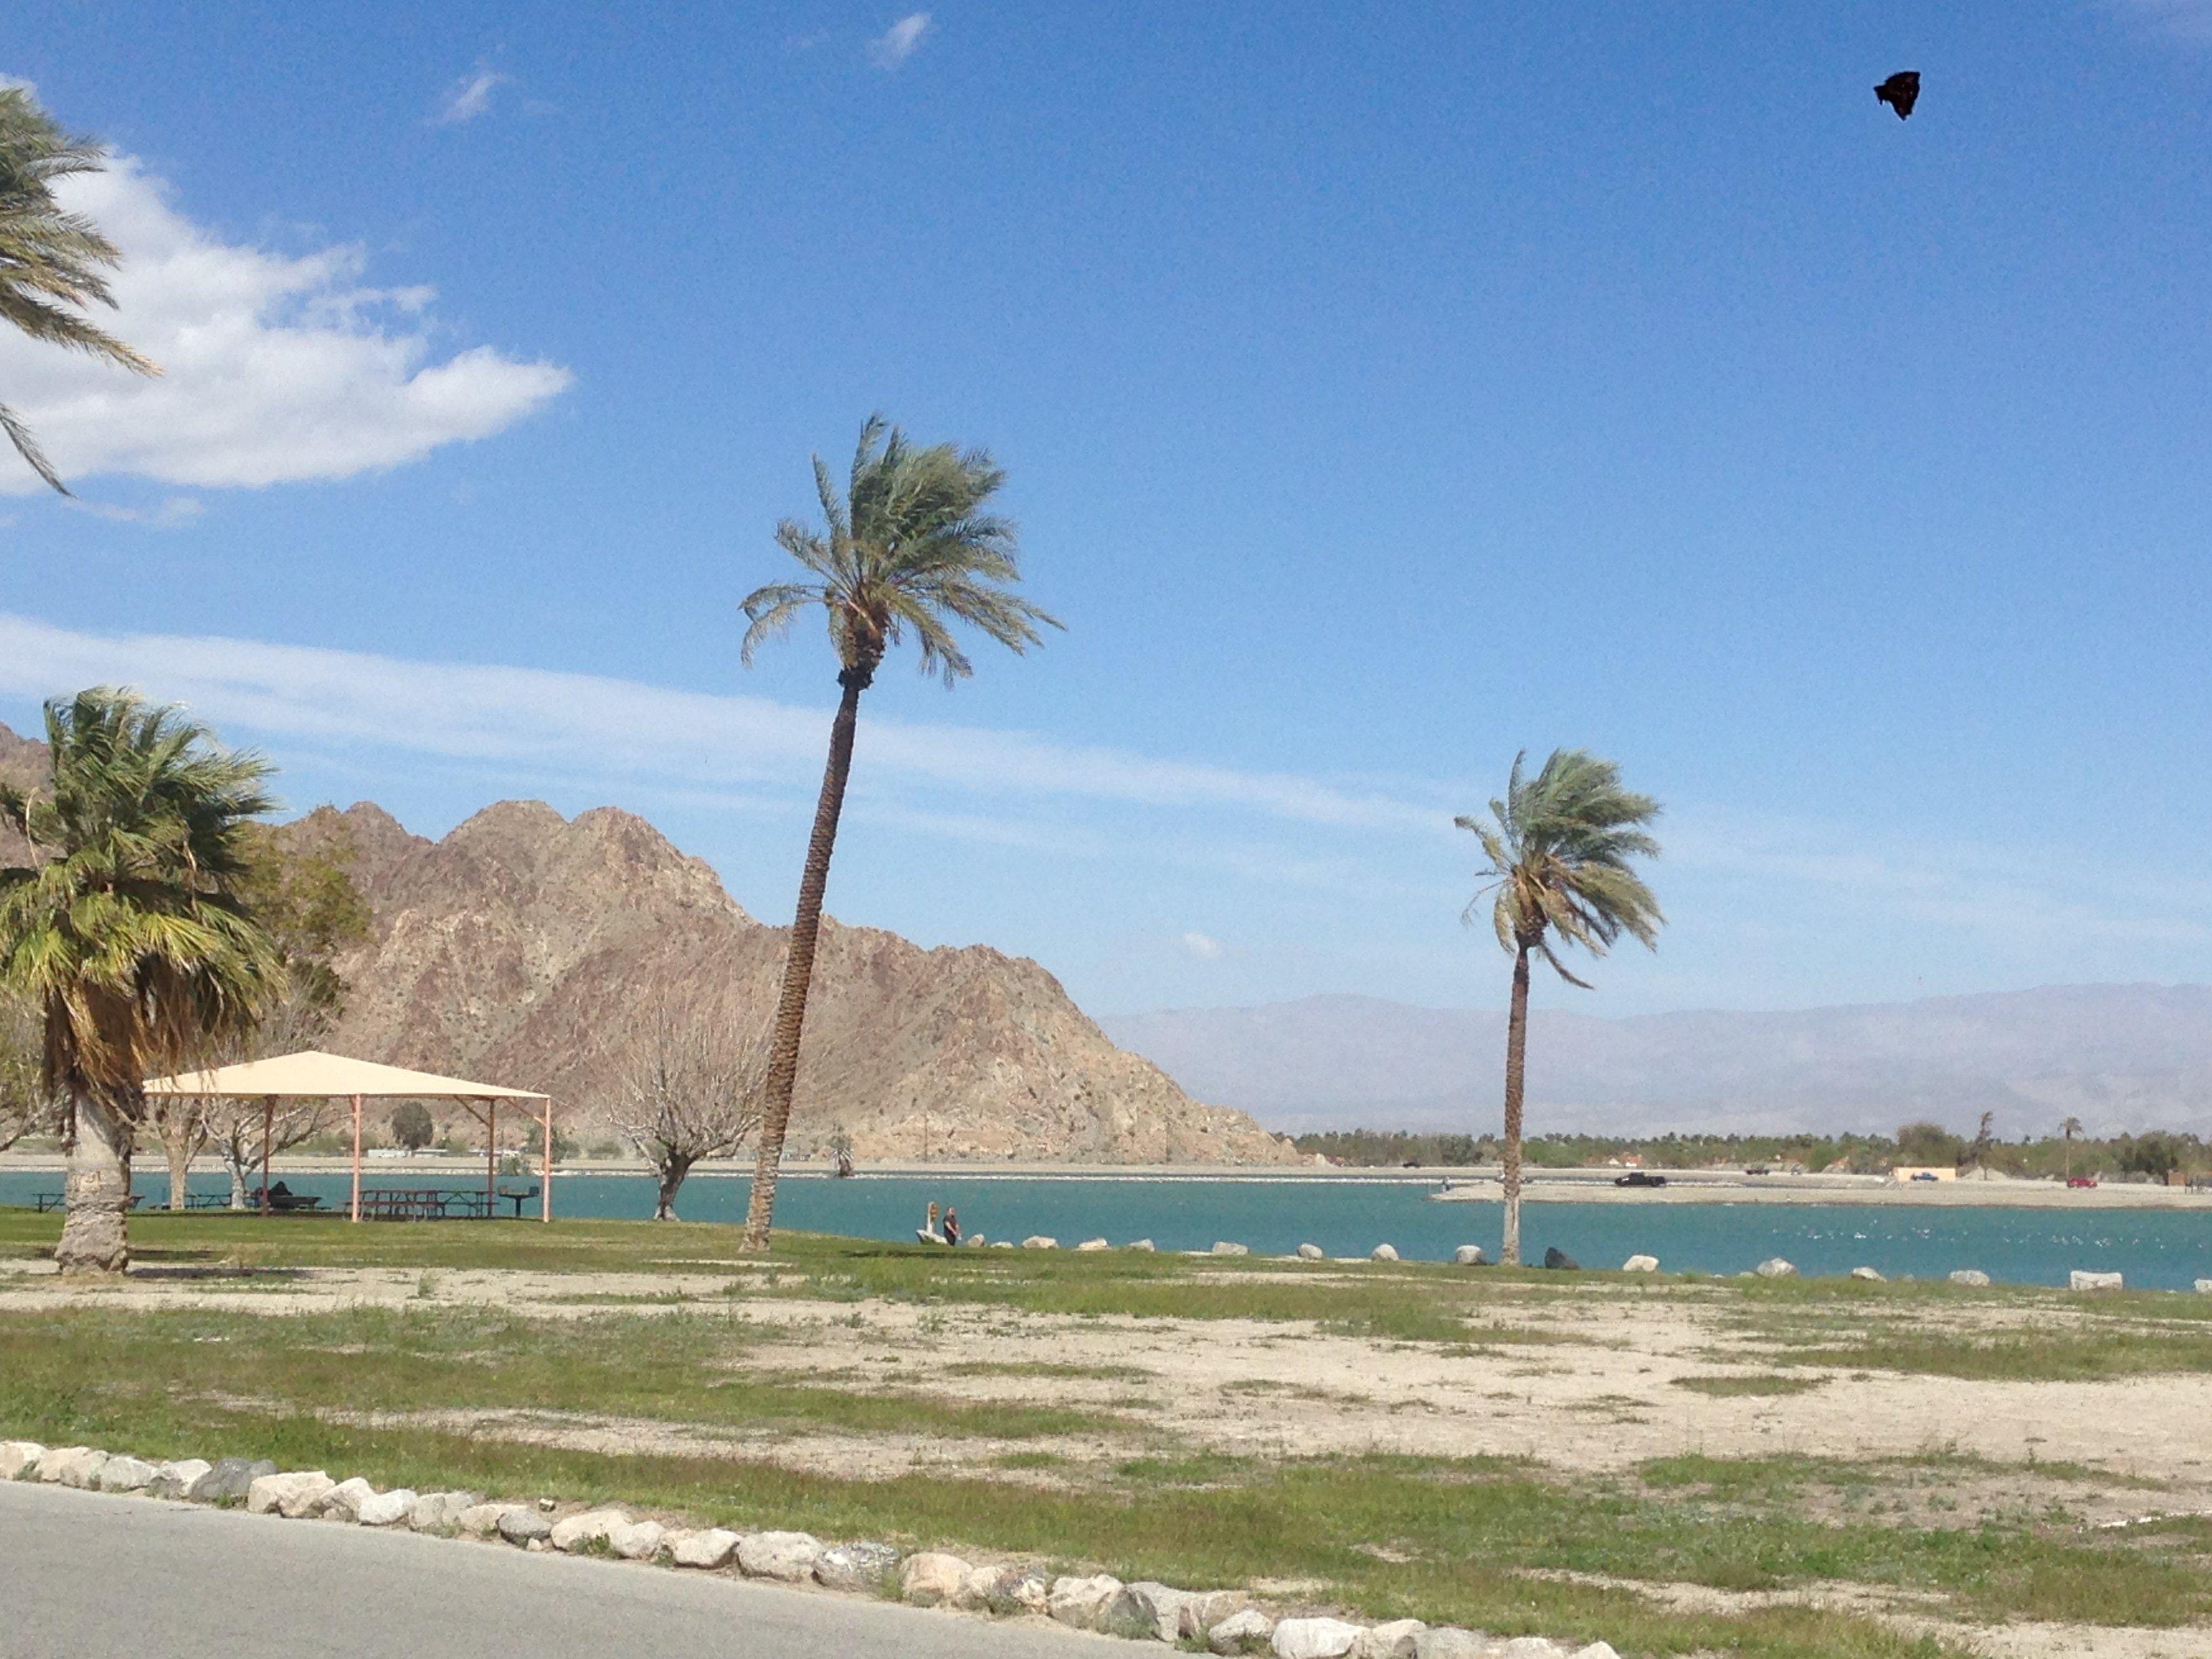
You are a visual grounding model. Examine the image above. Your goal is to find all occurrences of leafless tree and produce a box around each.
[612,993,767,1221]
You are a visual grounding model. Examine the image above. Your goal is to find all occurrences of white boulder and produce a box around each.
[670,1528,741,1569]
[610,1520,665,1561]
[409,1491,484,1532]
[36,1447,108,1488]
[1211,1608,1278,1654]
[247,1471,333,1517]
[1298,1243,1325,1261]
[2070,1269,2123,1292]
[357,1489,416,1528]
[1452,1246,1485,1266]
[1850,1266,1886,1282]
[550,1508,629,1552]
[2198,1278,2212,1294]
[1105,1581,1191,1641]
[314,1477,376,1521]
[979,1565,1051,1614]
[1572,1644,1622,1659]
[96,1455,159,1493]
[1754,1258,1797,1279]
[1128,1238,1157,1252]
[1371,1244,1399,1263]
[1212,1241,1250,1256]
[1181,1591,1254,1636]
[496,1508,553,1546]
[1274,1617,1366,1658]
[1021,1236,1059,1250]
[0,1441,45,1481]
[1076,1238,1110,1252]
[1500,1641,1566,1659]
[1355,1620,1429,1658]
[1413,1633,1489,1659]
[455,1502,516,1537]
[739,1530,823,1582]
[817,1541,902,1593]
[1620,1255,1658,1274]
[1948,1269,1991,1288]
[900,1551,970,1605]
[148,1459,213,1500]
[1048,1574,1123,1628]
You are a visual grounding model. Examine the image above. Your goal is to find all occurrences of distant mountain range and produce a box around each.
[1101,987,2212,1138]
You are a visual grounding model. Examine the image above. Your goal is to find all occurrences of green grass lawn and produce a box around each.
[6,1208,2211,1657]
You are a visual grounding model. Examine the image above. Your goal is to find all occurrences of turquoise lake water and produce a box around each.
[6,1170,2212,1289]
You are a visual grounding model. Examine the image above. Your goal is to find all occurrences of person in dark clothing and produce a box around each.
[942,1207,961,1248]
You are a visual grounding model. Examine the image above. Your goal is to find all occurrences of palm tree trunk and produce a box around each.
[1500,943,1532,1267]
[56,1091,134,1275]
[741,668,867,1252]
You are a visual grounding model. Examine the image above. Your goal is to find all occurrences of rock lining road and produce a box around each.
[0,1480,1111,1658]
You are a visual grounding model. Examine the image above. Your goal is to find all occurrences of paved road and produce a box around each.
[0,1481,1115,1658]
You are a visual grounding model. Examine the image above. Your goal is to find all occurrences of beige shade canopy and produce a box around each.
[143,1050,547,1101]
[141,1050,554,1224]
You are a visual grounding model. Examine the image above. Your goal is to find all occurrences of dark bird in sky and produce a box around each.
[1875,71,1921,120]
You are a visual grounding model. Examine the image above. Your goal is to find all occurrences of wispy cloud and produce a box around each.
[432,66,510,126]
[868,12,933,68]
[0,151,570,494]
[1182,931,1225,961]
[0,615,1446,835]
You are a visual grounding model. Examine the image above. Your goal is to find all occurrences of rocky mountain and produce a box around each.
[1103,987,2212,1139]
[0,718,1296,1162]
[297,798,1298,1163]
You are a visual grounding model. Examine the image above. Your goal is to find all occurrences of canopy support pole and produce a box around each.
[260,1095,274,1216]
[486,1099,497,1215]
[541,1104,552,1223]
[349,1094,363,1223]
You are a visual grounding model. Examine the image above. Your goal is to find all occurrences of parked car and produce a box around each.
[1910,1171,1940,1182]
[1614,1171,1668,1188]
[1743,1166,1770,1176]
[2066,1175,2098,1189]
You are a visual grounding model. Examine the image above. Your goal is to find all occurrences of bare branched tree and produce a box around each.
[613,993,767,1221]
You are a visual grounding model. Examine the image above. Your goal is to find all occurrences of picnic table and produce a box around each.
[33,1193,145,1214]
[354,1185,541,1221]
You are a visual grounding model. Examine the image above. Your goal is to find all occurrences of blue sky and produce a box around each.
[6,3,2212,1021]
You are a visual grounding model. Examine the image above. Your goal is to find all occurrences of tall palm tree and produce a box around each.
[0,689,278,1273]
[735,416,1059,1250]
[2061,1115,2084,1181]
[1458,749,1662,1266]
[0,85,159,493]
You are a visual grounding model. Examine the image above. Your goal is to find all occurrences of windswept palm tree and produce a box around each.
[0,86,159,493]
[0,690,278,1272]
[1458,749,1662,1266]
[2062,1115,2084,1181]
[735,416,1060,1250]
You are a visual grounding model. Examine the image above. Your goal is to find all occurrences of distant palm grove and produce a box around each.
[1292,1126,2205,1183]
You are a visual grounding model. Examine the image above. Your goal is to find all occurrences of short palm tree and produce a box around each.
[0,85,159,493]
[2061,1115,2084,1181]
[0,689,278,1272]
[1458,749,1662,1266]
[736,415,1059,1250]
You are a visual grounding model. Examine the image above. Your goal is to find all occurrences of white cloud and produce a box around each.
[868,13,933,68]
[0,615,1447,836]
[432,67,510,125]
[1181,931,1224,961]
[0,153,571,494]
